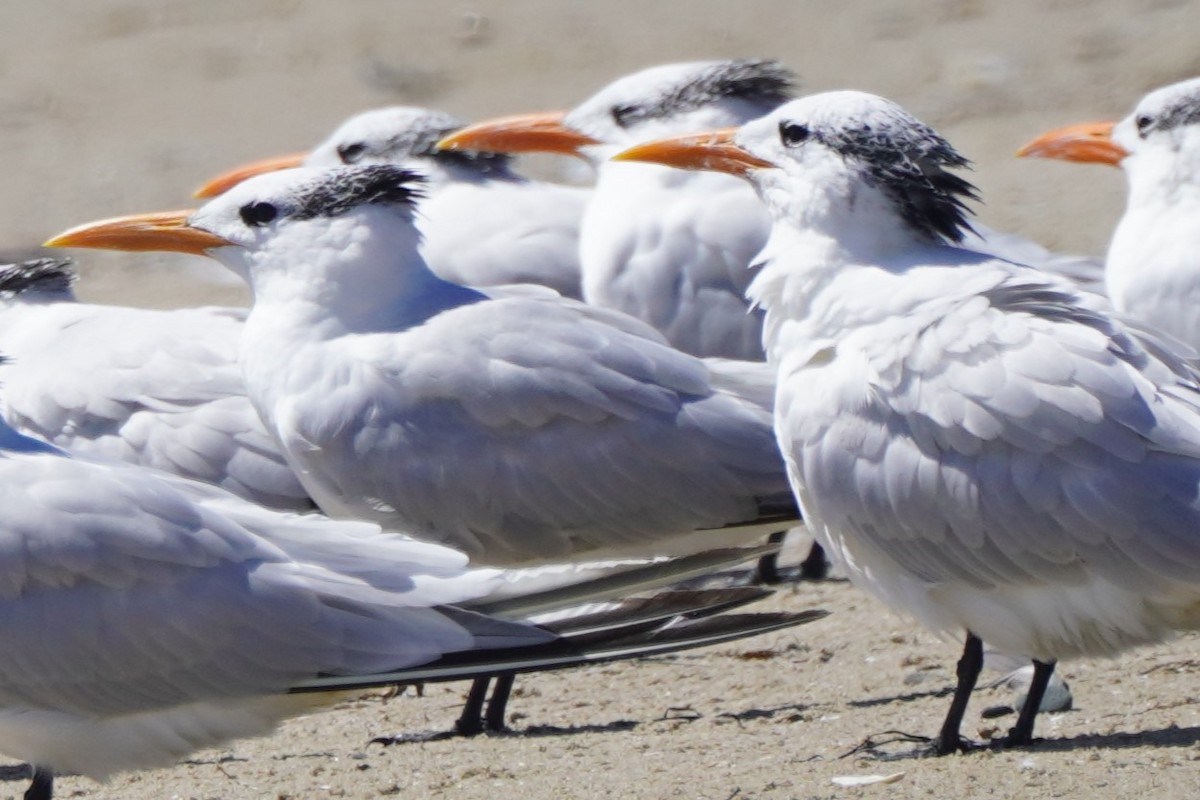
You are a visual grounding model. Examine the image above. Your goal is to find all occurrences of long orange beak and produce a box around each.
[437,111,600,157]
[1016,121,1126,166]
[194,151,309,198]
[43,211,231,255]
[613,128,773,177]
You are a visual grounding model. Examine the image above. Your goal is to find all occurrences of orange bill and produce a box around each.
[194,151,308,198]
[437,111,600,156]
[1016,121,1126,166]
[612,128,773,177]
[44,211,230,255]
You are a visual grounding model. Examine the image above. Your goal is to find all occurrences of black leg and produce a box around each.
[931,633,984,756]
[454,676,491,737]
[24,766,52,800]
[372,677,495,745]
[753,531,787,584]
[798,541,829,581]
[485,673,517,732]
[1003,659,1056,747]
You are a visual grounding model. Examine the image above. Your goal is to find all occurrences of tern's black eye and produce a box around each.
[611,105,638,128]
[1135,114,1154,138]
[337,142,367,164]
[779,121,811,147]
[239,201,278,227]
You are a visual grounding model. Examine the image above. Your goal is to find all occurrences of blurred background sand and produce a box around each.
[6,0,1198,307]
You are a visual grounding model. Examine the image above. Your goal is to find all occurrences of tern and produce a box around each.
[0,255,795,733]
[439,59,793,361]
[0,409,547,796]
[1018,76,1200,348]
[47,164,798,568]
[616,90,1200,753]
[0,257,312,511]
[0,401,825,798]
[195,106,586,298]
[442,60,829,584]
[440,60,1104,585]
[47,164,806,736]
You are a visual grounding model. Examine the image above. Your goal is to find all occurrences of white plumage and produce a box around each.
[200,106,587,298]
[618,89,1200,750]
[744,93,1200,659]
[443,61,1102,359]
[48,165,797,568]
[564,61,792,359]
[0,259,312,511]
[1020,76,1200,348]
[443,60,795,360]
[0,416,548,782]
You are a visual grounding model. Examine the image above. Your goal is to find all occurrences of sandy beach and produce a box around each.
[5,0,1200,797]
[11,0,1193,307]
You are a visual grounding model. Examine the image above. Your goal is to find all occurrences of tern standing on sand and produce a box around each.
[618,90,1200,753]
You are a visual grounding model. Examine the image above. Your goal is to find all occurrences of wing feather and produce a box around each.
[783,261,1200,599]
[0,451,542,725]
[580,168,769,359]
[262,293,790,564]
[0,302,311,510]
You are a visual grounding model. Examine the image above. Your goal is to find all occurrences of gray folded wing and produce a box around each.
[0,300,312,510]
[286,293,790,564]
[789,263,1200,593]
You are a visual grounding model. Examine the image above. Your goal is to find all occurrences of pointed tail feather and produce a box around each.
[290,608,828,693]
[468,544,779,619]
[529,586,771,636]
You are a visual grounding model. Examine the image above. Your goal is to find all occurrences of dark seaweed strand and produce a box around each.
[824,118,978,243]
[613,59,797,128]
[0,258,76,296]
[292,166,427,221]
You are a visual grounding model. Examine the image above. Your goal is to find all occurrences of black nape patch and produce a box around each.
[428,147,514,176]
[340,112,516,177]
[0,257,76,296]
[614,59,797,128]
[825,121,978,243]
[292,166,427,221]
[1140,93,1200,136]
[378,119,515,175]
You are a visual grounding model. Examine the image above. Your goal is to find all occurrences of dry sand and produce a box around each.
[4,0,1200,797]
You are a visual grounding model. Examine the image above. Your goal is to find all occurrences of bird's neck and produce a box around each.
[237,218,487,438]
[761,165,928,260]
[1107,167,1200,346]
[595,158,722,194]
[244,210,486,339]
[1123,140,1200,212]
[426,153,522,185]
[748,213,960,365]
